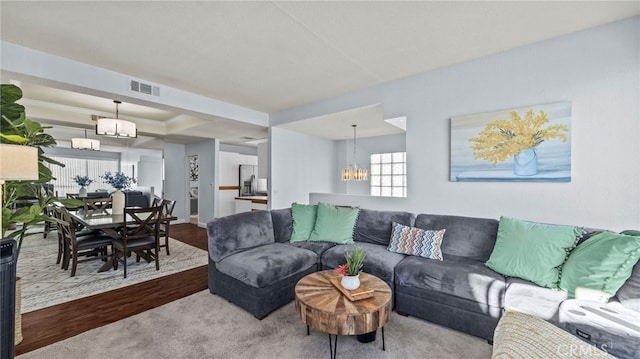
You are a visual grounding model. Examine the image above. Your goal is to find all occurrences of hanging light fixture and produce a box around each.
[342,124,369,181]
[96,100,137,138]
[71,129,100,150]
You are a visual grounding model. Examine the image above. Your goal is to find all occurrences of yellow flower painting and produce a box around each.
[450,102,571,182]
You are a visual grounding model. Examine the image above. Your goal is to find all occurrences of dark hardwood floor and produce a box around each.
[15,223,209,356]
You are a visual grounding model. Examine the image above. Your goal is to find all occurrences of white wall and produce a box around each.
[136,154,163,203]
[186,139,219,226]
[269,127,336,209]
[218,151,258,218]
[163,142,188,223]
[272,18,640,231]
[118,149,163,200]
[257,142,269,179]
[335,133,406,196]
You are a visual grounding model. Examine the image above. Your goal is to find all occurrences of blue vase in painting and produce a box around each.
[514,148,538,176]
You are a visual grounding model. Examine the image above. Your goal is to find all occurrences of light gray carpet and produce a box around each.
[19,290,493,359]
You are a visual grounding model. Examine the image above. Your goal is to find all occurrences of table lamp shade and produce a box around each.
[0,144,39,181]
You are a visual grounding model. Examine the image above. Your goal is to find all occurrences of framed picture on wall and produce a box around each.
[450,102,571,182]
[189,155,199,181]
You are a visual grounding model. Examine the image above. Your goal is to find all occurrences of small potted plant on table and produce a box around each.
[335,245,367,290]
[73,175,93,197]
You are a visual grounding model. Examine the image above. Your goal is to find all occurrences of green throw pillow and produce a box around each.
[309,203,359,244]
[560,231,640,301]
[485,216,583,289]
[290,203,318,242]
[621,230,640,237]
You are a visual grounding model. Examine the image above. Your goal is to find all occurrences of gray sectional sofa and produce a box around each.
[207,207,640,359]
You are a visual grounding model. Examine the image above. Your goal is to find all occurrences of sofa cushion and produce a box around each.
[309,203,359,244]
[485,216,583,289]
[290,203,317,241]
[616,230,640,313]
[354,208,415,246]
[559,299,640,359]
[616,260,640,313]
[207,211,275,262]
[414,214,498,262]
[387,222,445,260]
[321,242,405,287]
[287,241,335,262]
[271,208,293,243]
[395,254,505,308]
[504,277,567,324]
[560,231,640,302]
[216,243,317,288]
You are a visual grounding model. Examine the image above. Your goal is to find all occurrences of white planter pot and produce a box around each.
[112,189,125,215]
[341,274,361,291]
[78,186,87,197]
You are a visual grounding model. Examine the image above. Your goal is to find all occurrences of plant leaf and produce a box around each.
[1,84,23,103]
[0,133,29,144]
[0,103,25,122]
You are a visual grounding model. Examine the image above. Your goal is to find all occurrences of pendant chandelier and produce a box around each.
[341,124,369,181]
[96,100,137,138]
[71,129,100,150]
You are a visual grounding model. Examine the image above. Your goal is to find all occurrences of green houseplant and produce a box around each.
[335,245,367,290]
[1,83,80,256]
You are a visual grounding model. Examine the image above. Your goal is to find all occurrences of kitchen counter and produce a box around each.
[234,196,268,213]
[234,196,268,203]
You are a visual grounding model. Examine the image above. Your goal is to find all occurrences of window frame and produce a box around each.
[369,151,407,198]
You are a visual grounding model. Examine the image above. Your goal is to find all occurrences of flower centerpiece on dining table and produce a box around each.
[101,171,136,215]
[72,175,93,197]
[335,244,367,290]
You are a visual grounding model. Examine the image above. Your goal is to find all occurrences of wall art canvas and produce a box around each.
[450,102,571,182]
[189,155,199,181]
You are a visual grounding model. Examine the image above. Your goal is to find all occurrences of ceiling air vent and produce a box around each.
[130,80,160,97]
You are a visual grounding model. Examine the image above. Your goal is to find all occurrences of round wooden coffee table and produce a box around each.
[294,270,392,359]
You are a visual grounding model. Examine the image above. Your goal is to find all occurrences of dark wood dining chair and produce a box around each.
[56,207,113,277]
[83,197,112,212]
[158,199,176,255]
[52,205,67,266]
[112,206,162,278]
[63,193,84,211]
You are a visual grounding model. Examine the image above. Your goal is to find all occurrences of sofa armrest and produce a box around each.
[207,211,275,262]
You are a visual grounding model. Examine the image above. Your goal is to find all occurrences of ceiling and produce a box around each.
[1,1,638,149]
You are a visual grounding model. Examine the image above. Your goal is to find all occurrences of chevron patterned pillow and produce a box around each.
[388,222,446,260]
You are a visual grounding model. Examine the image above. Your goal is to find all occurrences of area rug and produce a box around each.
[17,290,493,359]
[16,234,208,313]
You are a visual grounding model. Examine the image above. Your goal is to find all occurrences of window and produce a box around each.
[48,156,119,197]
[370,152,406,197]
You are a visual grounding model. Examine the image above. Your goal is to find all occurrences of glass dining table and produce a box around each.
[67,208,177,272]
